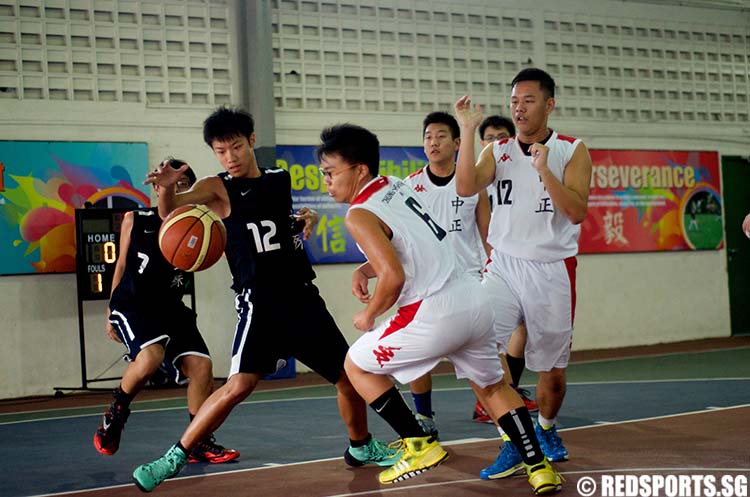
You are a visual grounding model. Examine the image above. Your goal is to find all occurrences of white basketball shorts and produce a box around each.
[483,252,577,372]
[347,274,503,389]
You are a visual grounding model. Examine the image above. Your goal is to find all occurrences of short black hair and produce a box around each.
[422,111,460,140]
[511,68,556,99]
[479,115,516,140]
[203,106,254,147]
[317,124,380,177]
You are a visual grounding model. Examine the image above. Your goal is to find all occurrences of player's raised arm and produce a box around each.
[345,209,404,331]
[145,161,222,218]
[455,96,497,197]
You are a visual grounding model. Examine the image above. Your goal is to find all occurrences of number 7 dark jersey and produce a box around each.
[219,168,315,293]
[110,207,190,309]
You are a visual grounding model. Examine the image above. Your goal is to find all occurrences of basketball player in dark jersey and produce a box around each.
[133,107,399,492]
[96,163,238,464]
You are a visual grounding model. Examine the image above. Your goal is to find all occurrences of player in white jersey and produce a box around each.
[455,68,592,478]
[316,123,563,495]
[402,111,491,437]
[476,115,540,421]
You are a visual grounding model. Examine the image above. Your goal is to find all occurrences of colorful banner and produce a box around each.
[0,142,150,275]
[580,150,722,253]
[276,145,426,264]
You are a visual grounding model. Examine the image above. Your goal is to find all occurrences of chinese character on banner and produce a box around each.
[316,214,347,254]
[603,211,628,245]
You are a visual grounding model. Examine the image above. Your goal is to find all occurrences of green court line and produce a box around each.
[2,347,747,424]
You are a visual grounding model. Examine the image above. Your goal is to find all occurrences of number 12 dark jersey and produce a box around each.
[219,168,315,293]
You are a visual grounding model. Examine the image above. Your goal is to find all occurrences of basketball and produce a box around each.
[159,204,226,272]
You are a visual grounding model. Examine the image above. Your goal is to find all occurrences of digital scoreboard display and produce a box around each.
[75,208,130,301]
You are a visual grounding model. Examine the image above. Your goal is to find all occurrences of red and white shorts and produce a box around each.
[483,252,577,372]
[347,275,503,389]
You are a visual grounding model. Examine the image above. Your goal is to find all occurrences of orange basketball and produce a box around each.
[159,204,226,272]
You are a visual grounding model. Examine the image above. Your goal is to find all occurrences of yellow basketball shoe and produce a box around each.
[378,436,449,484]
[526,458,564,495]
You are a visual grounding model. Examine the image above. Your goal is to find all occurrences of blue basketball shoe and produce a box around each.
[535,424,569,462]
[479,439,524,479]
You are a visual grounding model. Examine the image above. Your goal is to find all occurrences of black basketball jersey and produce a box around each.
[110,208,190,308]
[219,168,316,292]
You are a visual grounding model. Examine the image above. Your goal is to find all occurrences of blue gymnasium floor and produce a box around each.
[1,345,748,497]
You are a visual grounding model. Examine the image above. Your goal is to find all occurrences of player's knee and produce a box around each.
[136,344,166,369]
[181,356,213,382]
[335,368,356,394]
[224,373,258,401]
[474,379,507,399]
[538,369,566,393]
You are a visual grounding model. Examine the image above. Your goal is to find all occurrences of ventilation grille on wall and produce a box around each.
[0,0,233,105]
[271,0,749,123]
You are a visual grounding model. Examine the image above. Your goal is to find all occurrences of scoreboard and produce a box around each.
[74,208,129,301]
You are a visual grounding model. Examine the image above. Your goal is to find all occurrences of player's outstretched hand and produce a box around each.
[743,213,750,239]
[454,95,483,129]
[144,159,189,188]
[296,207,318,240]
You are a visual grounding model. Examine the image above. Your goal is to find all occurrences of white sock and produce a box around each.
[538,414,556,429]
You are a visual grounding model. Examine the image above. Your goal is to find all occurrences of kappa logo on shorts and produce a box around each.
[373,345,402,367]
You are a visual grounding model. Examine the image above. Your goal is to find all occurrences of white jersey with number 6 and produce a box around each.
[349,176,459,307]
[489,132,581,262]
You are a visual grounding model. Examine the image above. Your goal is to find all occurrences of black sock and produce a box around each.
[175,441,189,456]
[498,407,544,466]
[506,354,525,388]
[370,386,426,439]
[350,433,372,448]
[113,386,134,409]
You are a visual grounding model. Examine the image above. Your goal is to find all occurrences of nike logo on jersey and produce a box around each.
[241,189,252,196]
[144,229,157,234]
